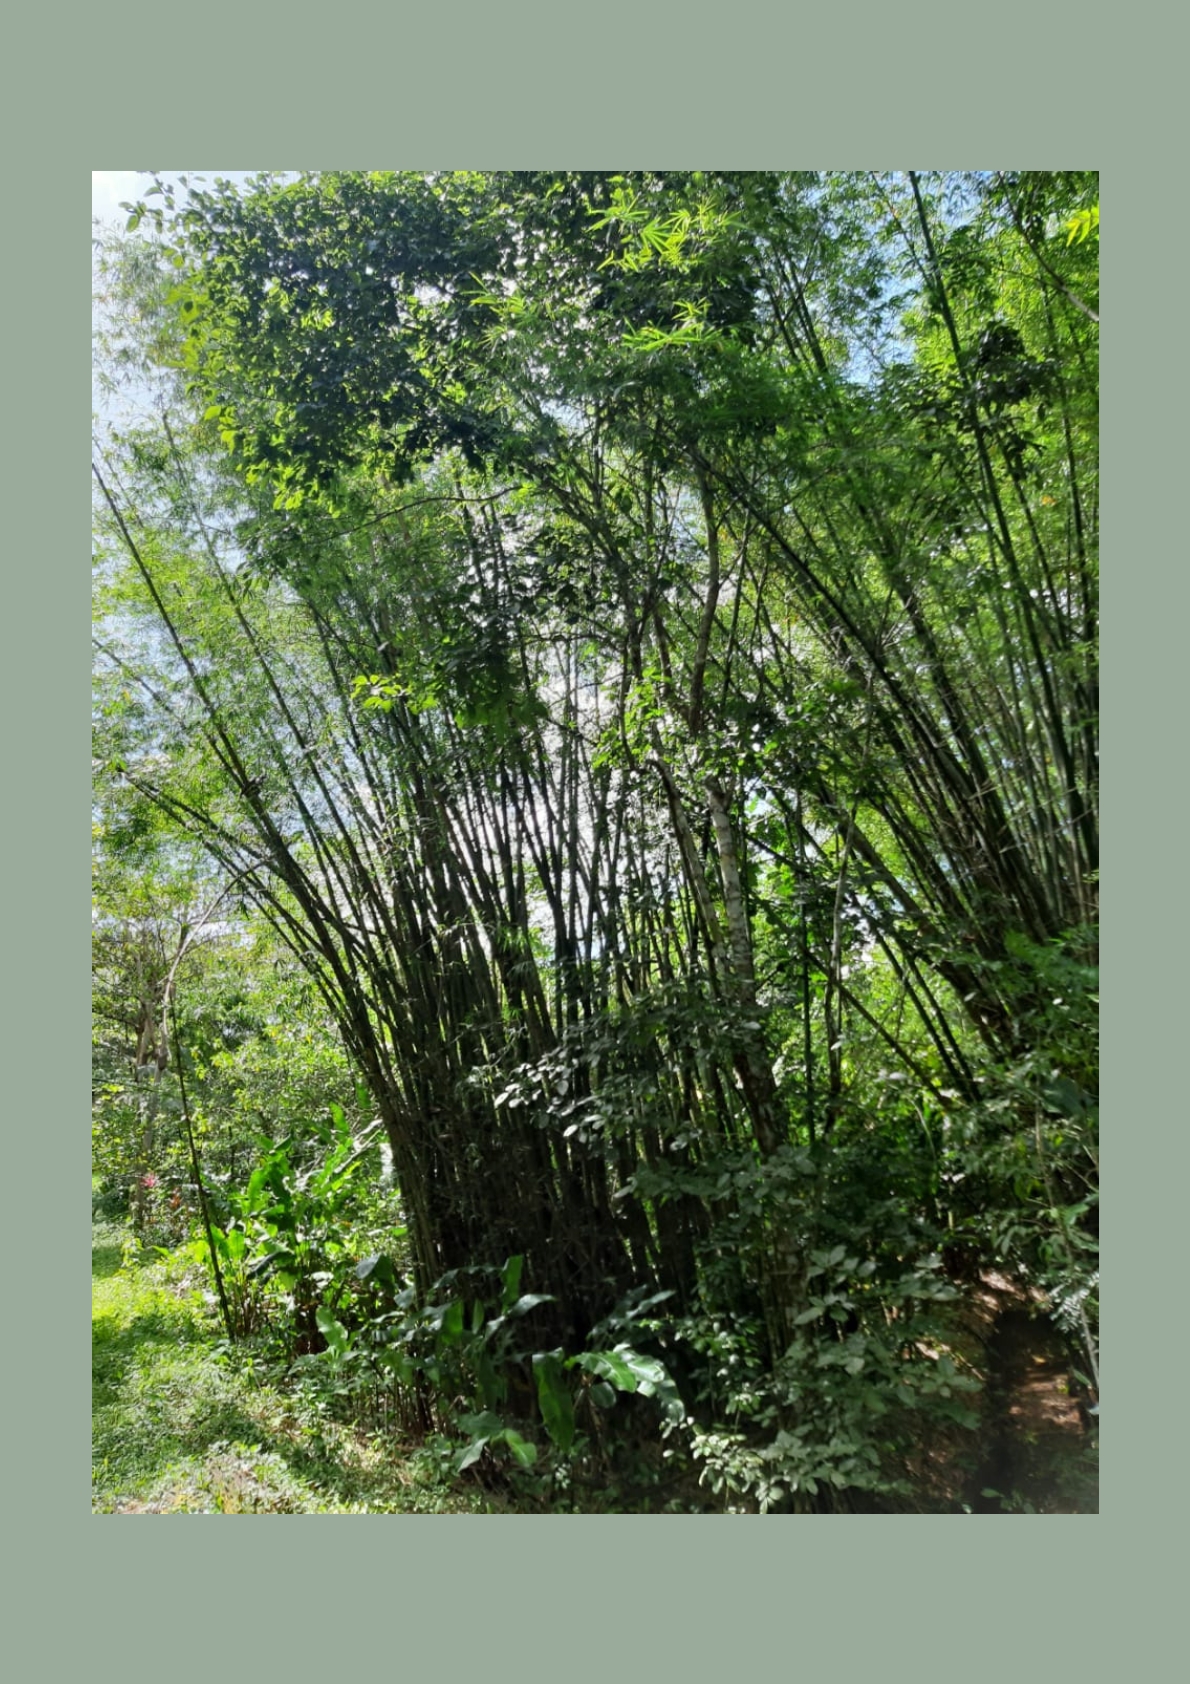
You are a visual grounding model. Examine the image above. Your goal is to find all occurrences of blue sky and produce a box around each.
[92,173,276,429]
[91,170,272,230]
[92,171,145,227]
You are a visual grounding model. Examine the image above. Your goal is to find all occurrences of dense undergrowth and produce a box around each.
[93,1178,1097,1515]
[92,1212,709,1515]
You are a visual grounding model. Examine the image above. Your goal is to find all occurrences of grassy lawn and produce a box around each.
[92,1219,483,1514]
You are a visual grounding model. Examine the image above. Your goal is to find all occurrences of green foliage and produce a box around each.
[94,171,1097,1511]
[1065,205,1099,246]
[92,1217,489,1513]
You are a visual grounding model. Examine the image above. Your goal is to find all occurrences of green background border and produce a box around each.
[12,0,1167,1672]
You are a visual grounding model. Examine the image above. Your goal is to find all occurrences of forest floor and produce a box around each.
[908,1270,1099,1514]
[94,1214,1097,1515]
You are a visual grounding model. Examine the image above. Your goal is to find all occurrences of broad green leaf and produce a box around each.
[615,1345,667,1388]
[355,1251,397,1287]
[457,1411,503,1437]
[474,1346,503,1409]
[500,1429,538,1469]
[456,1437,489,1472]
[575,1349,638,1392]
[533,1353,575,1453]
[440,1298,465,1343]
[612,1345,684,1421]
[376,1348,413,1384]
[507,1293,555,1317]
[501,1254,524,1311]
[316,1307,350,1353]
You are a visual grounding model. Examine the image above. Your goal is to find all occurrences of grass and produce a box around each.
[91,1218,486,1514]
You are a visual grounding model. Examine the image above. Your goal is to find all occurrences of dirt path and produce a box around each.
[958,1273,1097,1513]
[904,1271,1097,1512]
[968,1300,1095,1511]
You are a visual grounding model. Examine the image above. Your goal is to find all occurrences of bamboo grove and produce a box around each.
[93,171,1098,1507]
